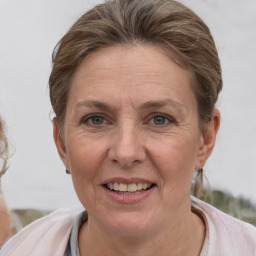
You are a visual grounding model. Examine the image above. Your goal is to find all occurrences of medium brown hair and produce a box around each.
[0,118,9,182]
[49,0,222,197]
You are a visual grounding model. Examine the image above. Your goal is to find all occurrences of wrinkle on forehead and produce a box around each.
[74,98,187,114]
[72,66,192,96]
[73,44,192,87]
[69,44,196,120]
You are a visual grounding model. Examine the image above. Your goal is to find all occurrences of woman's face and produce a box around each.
[54,44,217,236]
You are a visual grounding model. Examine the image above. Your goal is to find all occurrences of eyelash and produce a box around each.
[81,112,175,128]
[147,113,175,126]
[81,113,110,126]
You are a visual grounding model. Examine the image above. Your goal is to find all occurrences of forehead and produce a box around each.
[69,44,196,109]
[73,44,191,84]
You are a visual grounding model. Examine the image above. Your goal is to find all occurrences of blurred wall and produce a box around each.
[0,0,256,209]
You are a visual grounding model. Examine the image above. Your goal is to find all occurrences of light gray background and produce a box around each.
[1,0,256,210]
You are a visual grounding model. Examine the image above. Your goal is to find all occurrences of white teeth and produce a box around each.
[142,183,147,189]
[137,183,143,190]
[114,182,119,190]
[127,183,137,192]
[119,183,128,192]
[106,182,153,192]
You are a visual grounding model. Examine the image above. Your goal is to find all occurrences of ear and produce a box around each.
[53,118,70,170]
[195,109,220,169]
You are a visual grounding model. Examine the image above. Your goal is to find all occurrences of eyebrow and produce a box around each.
[75,99,186,113]
[139,99,185,112]
[75,100,115,112]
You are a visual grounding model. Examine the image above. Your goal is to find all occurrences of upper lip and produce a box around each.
[102,177,155,185]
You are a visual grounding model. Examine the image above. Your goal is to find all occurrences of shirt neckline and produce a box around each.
[66,200,209,256]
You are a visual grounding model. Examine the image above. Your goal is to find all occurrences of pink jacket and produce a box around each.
[0,208,82,256]
[1,198,256,255]
[196,199,256,255]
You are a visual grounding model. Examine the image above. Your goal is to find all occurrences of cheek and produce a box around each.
[66,137,106,188]
[66,140,106,209]
[149,134,199,185]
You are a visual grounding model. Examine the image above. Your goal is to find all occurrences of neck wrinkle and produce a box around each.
[78,200,205,256]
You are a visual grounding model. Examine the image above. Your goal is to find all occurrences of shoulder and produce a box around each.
[192,197,256,255]
[0,193,11,246]
[0,207,84,256]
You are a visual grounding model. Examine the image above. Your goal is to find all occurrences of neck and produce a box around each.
[78,205,205,256]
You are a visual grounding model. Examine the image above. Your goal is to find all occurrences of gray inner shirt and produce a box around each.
[64,211,88,256]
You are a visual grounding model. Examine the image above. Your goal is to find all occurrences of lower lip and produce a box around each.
[102,186,155,204]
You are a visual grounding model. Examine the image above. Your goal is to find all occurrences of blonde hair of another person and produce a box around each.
[0,118,11,245]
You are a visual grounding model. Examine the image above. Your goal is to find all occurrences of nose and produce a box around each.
[108,123,146,168]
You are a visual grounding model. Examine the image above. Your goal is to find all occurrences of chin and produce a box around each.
[102,211,156,237]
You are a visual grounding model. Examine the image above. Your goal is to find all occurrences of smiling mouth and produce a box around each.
[104,182,156,194]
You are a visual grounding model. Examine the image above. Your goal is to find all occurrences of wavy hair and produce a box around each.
[0,118,9,182]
